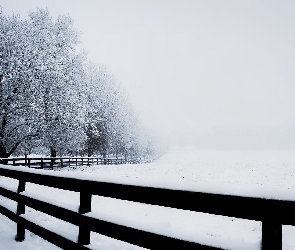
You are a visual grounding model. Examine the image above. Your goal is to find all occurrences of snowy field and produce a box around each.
[0,148,295,249]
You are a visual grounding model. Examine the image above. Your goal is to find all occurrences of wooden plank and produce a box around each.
[0,186,220,249]
[0,204,17,222]
[0,200,219,250]
[0,185,81,226]
[87,216,220,250]
[0,166,295,224]
[0,187,91,248]
[17,215,90,250]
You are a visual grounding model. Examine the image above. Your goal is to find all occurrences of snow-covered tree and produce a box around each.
[0,7,163,161]
[83,63,115,157]
[82,62,162,161]
[25,9,87,157]
[0,8,87,158]
[0,11,40,158]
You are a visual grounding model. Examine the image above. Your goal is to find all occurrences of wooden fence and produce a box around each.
[0,164,293,249]
[0,157,142,169]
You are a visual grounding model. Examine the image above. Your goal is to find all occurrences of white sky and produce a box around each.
[2,0,295,149]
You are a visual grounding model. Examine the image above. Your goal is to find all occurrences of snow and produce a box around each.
[0,148,295,249]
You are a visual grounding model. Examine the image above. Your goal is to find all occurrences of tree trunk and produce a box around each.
[87,143,92,157]
[0,146,9,159]
[50,146,56,157]
[50,146,56,168]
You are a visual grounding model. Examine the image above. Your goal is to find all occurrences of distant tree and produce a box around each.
[83,63,114,157]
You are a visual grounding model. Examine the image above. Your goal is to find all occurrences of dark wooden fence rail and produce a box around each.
[0,157,143,169]
[0,165,293,249]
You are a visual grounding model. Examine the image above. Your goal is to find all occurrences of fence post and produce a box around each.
[262,220,282,250]
[68,158,71,167]
[41,158,44,169]
[28,159,30,168]
[15,179,26,241]
[50,158,54,169]
[13,159,16,166]
[78,187,92,245]
[81,158,83,166]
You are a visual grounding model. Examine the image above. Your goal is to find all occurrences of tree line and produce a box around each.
[0,8,164,160]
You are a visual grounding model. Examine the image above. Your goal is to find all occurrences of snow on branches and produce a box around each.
[0,8,162,161]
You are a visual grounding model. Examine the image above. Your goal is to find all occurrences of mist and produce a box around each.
[2,0,295,149]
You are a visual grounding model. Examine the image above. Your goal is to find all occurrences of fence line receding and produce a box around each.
[0,157,144,169]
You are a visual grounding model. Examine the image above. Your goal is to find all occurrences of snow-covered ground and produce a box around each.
[0,148,295,249]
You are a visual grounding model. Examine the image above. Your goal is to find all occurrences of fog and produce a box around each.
[2,0,295,149]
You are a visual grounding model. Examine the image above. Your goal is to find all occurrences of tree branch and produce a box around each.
[6,123,25,137]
